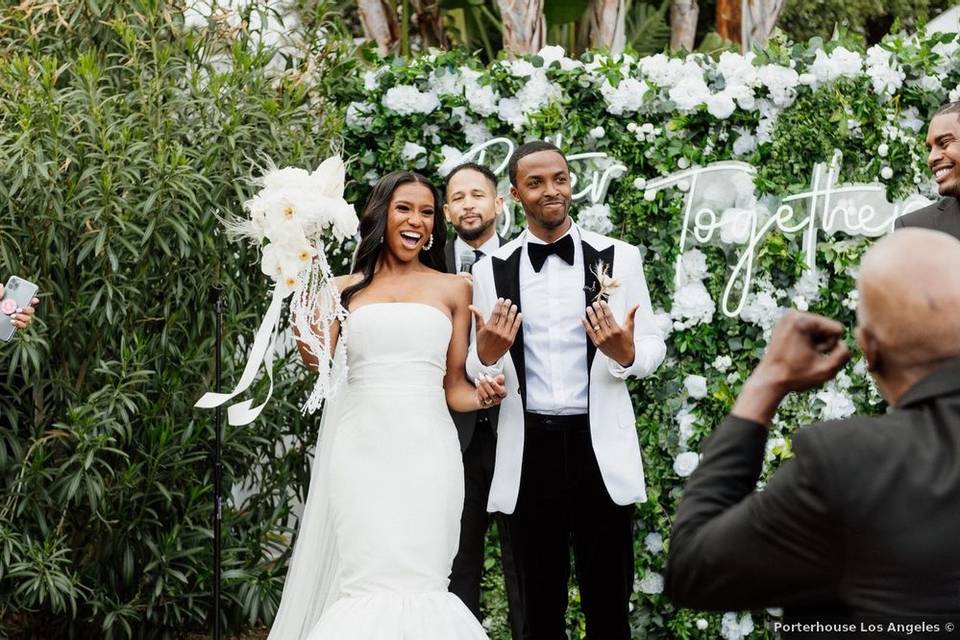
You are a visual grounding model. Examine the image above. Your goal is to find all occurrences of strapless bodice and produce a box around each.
[345,303,452,389]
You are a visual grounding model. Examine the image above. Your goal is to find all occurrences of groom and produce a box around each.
[466,141,666,639]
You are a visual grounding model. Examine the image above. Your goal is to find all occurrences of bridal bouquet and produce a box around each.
[195,156,359,425]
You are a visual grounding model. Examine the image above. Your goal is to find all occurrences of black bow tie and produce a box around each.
[528,234,575,272]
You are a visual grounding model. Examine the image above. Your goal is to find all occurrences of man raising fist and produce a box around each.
[466,141,666,640]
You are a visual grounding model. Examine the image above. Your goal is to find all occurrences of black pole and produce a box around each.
[212,284,224,640]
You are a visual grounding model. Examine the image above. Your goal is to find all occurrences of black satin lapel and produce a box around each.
[583,241,615,374]
[492,246,526,405]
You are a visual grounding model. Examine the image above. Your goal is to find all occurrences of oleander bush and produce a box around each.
[0,1,354,636]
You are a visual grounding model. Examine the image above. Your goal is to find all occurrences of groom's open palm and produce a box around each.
[583,301,639,367]
[470,298,522,365]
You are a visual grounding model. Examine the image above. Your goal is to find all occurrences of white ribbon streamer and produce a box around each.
[194,284,286,425]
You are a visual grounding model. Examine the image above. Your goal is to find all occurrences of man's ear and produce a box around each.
[443,202,453,224]
[494,195,504,215]
[510,186,520,203]
[856,325,881,374]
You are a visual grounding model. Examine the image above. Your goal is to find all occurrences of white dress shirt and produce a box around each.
[455,233,500,271]
[521,225,589,415]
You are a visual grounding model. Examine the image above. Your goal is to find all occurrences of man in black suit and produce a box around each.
[895,101,960,239]
[442,162,524,638]
[665,228,960,634]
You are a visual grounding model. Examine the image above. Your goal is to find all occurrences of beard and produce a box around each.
[453,216,495,241]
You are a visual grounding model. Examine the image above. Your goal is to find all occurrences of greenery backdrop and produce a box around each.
[2,0,960,638]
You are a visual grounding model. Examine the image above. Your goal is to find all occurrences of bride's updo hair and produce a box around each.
[341,171,445,308]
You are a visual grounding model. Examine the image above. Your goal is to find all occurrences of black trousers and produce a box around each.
[507,412,634,640]
[449,416,525,639]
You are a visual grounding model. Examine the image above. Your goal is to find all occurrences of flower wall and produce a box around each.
[337,32,960,639]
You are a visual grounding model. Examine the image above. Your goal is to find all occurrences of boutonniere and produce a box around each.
[588,259,621,303]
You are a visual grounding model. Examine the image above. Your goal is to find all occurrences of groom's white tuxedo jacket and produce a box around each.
[466,224,666,514]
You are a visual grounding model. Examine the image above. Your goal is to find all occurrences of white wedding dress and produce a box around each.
[268,302,489,640]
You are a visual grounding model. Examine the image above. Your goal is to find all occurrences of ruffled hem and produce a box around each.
[305,590,488,640]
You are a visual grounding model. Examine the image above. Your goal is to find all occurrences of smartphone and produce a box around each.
[0,276,39,341]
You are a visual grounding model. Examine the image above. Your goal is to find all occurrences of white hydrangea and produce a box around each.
[345,101,374,130]
[517,70,562,115]
[362,69,380,92]
[706,90,737,119]
[600,78,649,115]
[717,51,759,89]
[504,58,536,78]
[740,284,783,331]
[638,571,665,594]
[577,203,614,235]
[464,121,492,146]
[712,355,732,372]
[865,45,905,98]
[676,248,709,285]
[429,67,463,96]
[732,129,758,156]
[816,385,856,420]
[672,281,716,327]
[497,97,524,130]
[684,374,708,399]
[383,85,440,115]
[651,309,674,340]
[673,451,700,477]
[466,83,500,117]
[757,65,799,108]
[721,612,754,640]
[669,74,711,112]
[644,532,664,554]
[808,46,863,87]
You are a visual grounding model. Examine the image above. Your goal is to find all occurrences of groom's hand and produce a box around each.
[583,301,639,367]
[470,298,521,365]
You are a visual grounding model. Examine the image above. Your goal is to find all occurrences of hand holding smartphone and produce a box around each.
[0,276,39,341]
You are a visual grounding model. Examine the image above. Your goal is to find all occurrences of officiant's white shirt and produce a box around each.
[521,224,589,415]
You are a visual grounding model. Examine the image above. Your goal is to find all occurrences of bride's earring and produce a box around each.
[422,234,434,251]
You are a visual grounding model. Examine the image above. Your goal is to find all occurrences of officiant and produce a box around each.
[442,162,524,639]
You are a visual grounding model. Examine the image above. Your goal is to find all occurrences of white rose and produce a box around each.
[719,207,753,245]
[881,166,893,180]
[706,91,737,119]
[437,145,466,177]
[877,143,889,157]
[589,125,606,139]
[537,44,566,67]
[401,141,426,161]
[696,618,709,630]
[712,355,732,372]
[673,451,700,477]
[683,374,708,399]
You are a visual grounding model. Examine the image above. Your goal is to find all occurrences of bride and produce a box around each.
[267,171,506,639]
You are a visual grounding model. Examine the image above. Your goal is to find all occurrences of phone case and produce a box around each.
[0,276,39,341]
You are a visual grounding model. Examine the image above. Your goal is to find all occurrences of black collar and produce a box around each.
[895,357,960,408]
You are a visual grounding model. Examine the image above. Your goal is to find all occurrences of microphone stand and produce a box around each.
[212,283,224,640]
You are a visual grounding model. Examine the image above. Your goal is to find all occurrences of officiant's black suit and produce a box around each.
[444,235,525,639]
[665,358,960,636]
[895,197,960,240]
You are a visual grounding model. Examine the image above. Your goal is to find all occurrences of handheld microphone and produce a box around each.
[459,252,476,273]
